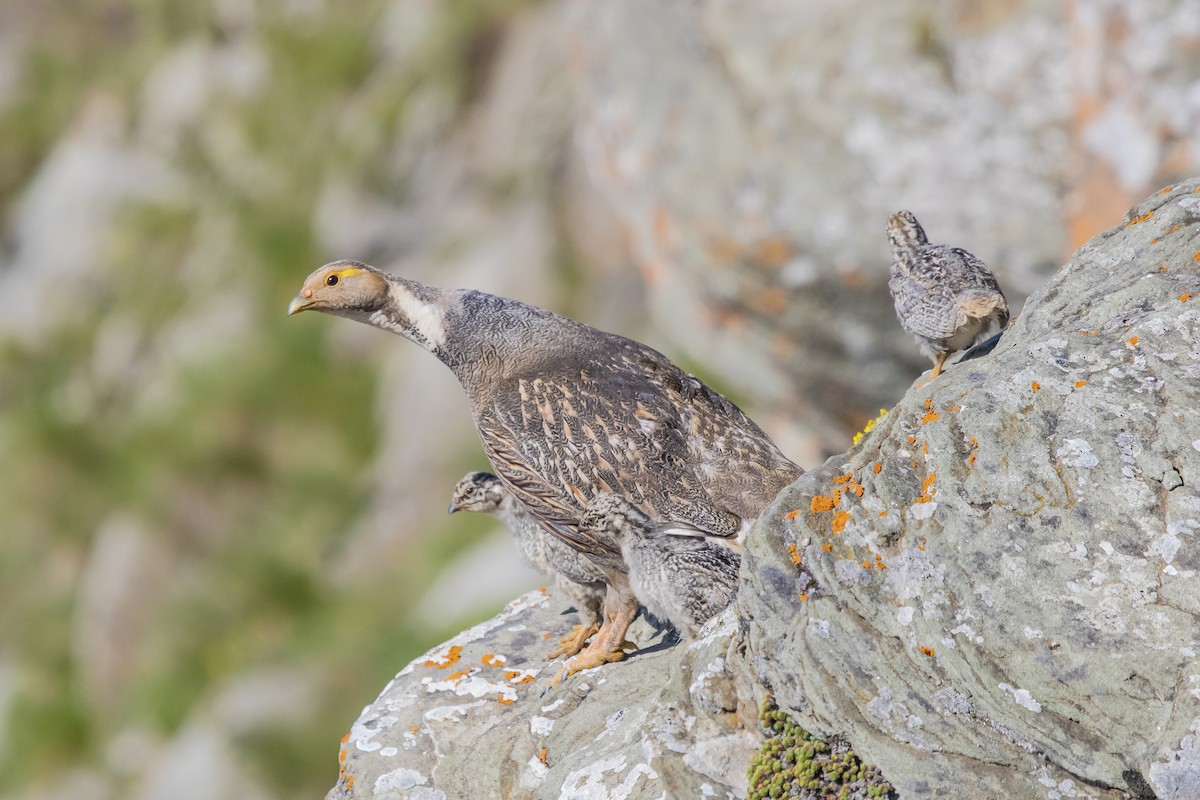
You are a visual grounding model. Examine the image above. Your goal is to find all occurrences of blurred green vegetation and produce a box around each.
[0,0,540,796]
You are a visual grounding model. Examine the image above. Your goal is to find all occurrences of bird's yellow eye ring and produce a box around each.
[326,274,339,286]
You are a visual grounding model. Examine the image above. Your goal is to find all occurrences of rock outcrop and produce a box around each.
[333,181,1200,799]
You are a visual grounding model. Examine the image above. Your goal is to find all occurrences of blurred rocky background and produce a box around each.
[0,1,1197,798]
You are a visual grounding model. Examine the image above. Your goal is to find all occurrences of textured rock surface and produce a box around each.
[336,180,1200,798]
[329,591,757,800]
[743,179,1200,798]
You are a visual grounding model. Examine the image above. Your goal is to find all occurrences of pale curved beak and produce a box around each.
[287,292,315,316]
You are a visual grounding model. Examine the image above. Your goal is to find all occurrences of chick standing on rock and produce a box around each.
[579,493,740,640]
[288,261,801,680]
[448,472,606,658]
[887,210,1009,380]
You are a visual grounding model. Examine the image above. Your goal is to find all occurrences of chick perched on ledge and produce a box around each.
[448,471,606,658]
[579,492,740,641]
[887,210,1009,380]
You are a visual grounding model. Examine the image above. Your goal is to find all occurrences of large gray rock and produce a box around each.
[335,180,1200,798]
[743,178,1200,798]
[329,591,756,800]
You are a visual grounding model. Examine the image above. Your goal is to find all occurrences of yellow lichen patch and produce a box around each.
[832,472,853,485]
[786,542,803,566]
[852,408,888,445]
[481,653,506,667]
[919,646,935,658]
[821,542,833,553]
[832,510,851,534]
[424,644,464,669]
[1074,380,1088,388]
[810,493,840,513]
[920,407,941,425]
[1126,211,1153,226]
[1030,381,1040,392]
[872,463,883,474]
[785,509,802,520]
[1128,336,1140,347]
[1182,293,1193,302]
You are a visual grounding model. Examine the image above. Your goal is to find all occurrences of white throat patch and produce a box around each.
[371,282,447,351]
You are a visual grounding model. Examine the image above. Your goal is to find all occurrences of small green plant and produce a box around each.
[748,697,895,800]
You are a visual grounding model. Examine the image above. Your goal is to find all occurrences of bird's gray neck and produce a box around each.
[438,289,588,384]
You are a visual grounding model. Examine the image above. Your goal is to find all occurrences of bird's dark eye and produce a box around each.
[326,274,339,286]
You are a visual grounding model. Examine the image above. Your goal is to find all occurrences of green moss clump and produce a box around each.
[747,698,896,800]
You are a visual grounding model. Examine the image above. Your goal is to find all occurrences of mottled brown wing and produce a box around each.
[474,346,754,558]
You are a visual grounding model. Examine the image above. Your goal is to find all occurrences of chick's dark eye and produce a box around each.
[326,274,339,286]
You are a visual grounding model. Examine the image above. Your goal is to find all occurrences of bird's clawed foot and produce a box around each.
[549,644,630,687]
[546,623,598,660]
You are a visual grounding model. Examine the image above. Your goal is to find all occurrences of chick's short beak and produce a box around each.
[447,501,459,515]
[287,289,315,316]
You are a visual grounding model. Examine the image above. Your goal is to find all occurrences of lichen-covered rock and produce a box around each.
[742,179,1200,798]
[329,590,758,800]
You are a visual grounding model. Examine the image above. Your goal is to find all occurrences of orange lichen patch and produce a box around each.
[967,452,977,465]
[481,653,506,667]
[924,398,934,409]
[786,542,803,566]
[874,555,887,570]
[910,460,918,469]
[1128,336,1140,346]
[785,509,802,520]
[424,644,464,669]
[920,441,929,455]
[346,776,355,791]
[538,748,549,767]
[861,560,873,569]
[1150,239,1159,244]
[919,646,935,658]
[873,463,883,474]
[914,473,937,503]
[832,472,853,485]
[340,731,351,746]
[1125,211,1153,226]
[1194,252,1200,261]
[832,510,851,534]
[967,437,978,446]
[848,480,865,498]
[756,236,794,268]
[543,632,553,639]
[1030,381,1040,392]
[799,593,809,602]
[1181,293,1193,302]
[409,725,420,735]
[497,696,515,705]
[906,435,917,444]
[445,668,472,681]
[1161,186,1173,194]
[920,407,941,425]
[810,493,840,513]
[821,542,833,553]
[879,510,888,517]
[1074,380,1088,388]
[503,670,536,685]
[504,670,521,680]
